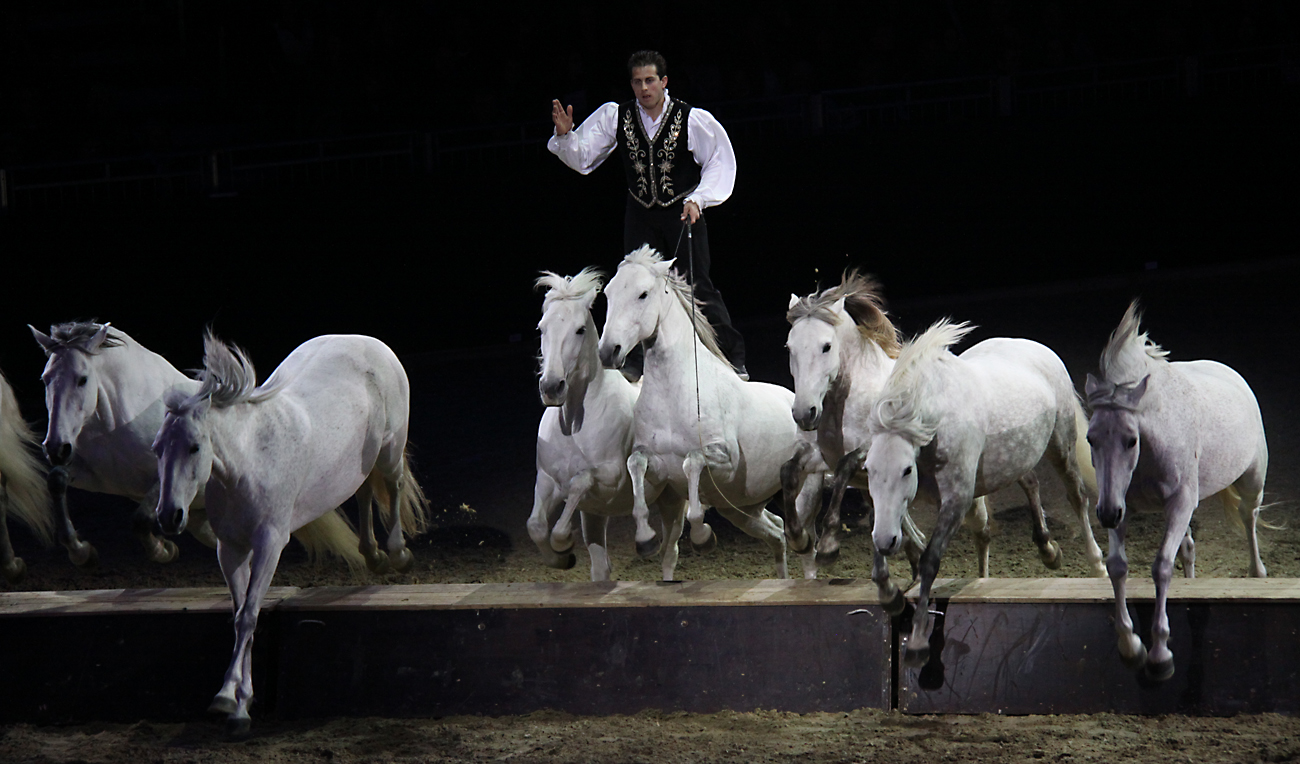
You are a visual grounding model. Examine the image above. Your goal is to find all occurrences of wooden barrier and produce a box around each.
[1,579,1296,723]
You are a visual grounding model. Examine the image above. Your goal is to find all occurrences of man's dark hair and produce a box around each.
[628,50,667,79]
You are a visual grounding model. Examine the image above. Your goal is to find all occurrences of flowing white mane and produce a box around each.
[622,245,728,364]
[1098,301,1169,386]
[536,267,604,308]
[869,319,975,445]
[43,321,126,354]
[172,332,283,413]
[786,269,902,358]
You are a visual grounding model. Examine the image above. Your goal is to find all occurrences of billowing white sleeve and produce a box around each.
[685,108,736,210]
[546,102,620,175]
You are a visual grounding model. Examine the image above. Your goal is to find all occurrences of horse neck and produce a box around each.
[92,340,197,432]
[204,400,264,487]
[560,317,606,428]
[838,327,895,398]
[644,290,715,380]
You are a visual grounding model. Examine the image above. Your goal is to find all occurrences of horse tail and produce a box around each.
[1216,486,1285,535]
[902,508,928,549]
[372,446,430,537]
[1072,403,1098,497]
[0,377,55,547]
[292,509,366,572]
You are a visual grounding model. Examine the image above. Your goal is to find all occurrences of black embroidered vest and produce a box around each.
[619,99,701,208]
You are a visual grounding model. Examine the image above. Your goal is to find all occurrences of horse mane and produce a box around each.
[536,267,604,308]
[1098,301,1169,385]
[172,331,283,413]
[786,269,902,358]
[45,321,126,353]
[869,319,975,445]
[622,245,728,365]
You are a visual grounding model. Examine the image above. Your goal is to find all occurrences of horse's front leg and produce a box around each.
[549,470,594,558]
[872,547,905,615]
[216,527,289,735]
[581,513,611,581]
[902,493,968,669]
[526,472,574,570]
[779,441,817,554]
[133,485,179,564]
[682,450,716,552]
[355,482,388,573]
[48,466,96,568]
[818,448,865,566]
[627,448,659,559]
[0,486,27,583]
[1147,487,1199,681]
[211,540,252,720]
[1106,522,1146,671]
[793,471,824,579]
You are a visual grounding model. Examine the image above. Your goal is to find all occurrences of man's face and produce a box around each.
[630,65,667,113]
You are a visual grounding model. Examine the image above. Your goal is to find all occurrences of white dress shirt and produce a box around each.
[547,92,736,210]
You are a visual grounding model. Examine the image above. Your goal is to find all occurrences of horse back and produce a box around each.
[1163,359,1266,491]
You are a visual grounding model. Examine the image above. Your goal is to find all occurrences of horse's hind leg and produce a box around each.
[132,487,179,564]
[658,493,686,580]
[717,504,789,580]
[1048,430,1106,576]
[1017,472,1062,571]
[1231,461,1268,578]
[581,512,611,581]
[355,481,389,573]
[962,496,991,577]
[0,482,27,583]
[1178,530,1195,578]
[380,468,417,573]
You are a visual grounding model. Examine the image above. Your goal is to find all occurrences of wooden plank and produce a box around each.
[0,587,300,616]
[914,577,1300,603]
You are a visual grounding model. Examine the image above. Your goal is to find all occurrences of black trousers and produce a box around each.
[622,197,746,369]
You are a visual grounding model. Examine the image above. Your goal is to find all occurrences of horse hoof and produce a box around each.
[815,547,841,567]
[225,716,252,737]
[1144,656,1175,682]
[208,695,238,716]
[71,545,99,570]
[391,547,414,573]
[1120,642,1148,672]
[1039,540,1062,571]
[365,552,391,574]
[690,529,717,553]
[636,535,660,560]
[152,539,180,564]
[3,557,27,584]
[559,552,577,570]
[903,642,931,669]
[788,532,813,555]
[881,587,907,617]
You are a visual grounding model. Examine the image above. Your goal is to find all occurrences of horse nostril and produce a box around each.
[555,379,565,393]
[808,406,818,420]
[48,442,72,465]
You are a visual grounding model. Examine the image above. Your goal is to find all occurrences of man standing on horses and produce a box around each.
[548,50,747,381]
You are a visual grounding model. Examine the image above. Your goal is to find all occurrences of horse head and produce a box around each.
[1084,373,1149,529]
[30,323,116,466]
[536,270,602,407]
[786,294,848,431]
[598,250,675,370]
[865,430,924,556]
[152,390,214,535]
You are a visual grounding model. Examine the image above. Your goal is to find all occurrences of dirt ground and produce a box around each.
[3,261,1298,760]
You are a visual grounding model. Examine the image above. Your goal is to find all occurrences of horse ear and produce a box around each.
[579,288,599,311]
[163,387,190,412]
[30,325,57,355]
[788,293,800,310]
[85,323,112,353]
[654,258,676,277]
[1084,373,1105,398]
[1120,375,1150,408]
[831,296,847,316]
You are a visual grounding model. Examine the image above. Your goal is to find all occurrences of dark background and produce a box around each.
[1,0,1297,413]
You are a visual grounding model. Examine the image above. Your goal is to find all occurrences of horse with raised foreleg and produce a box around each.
[1085,301,1268,681]
[597,246,822,579]
[154,332,428,733]
[866,320,1105,667]
[1,368,54,583]
[30,321,219,566]
[531,268,682,580]
[781,271,925,577]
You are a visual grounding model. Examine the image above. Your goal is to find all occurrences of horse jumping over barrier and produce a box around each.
[531,268,682,580]
[30,322,218,566]
[0,368,54,583]
[153,332,428,733]
[865,320,1105,668]
[597,246,822,579]
[1085,301,1269,681]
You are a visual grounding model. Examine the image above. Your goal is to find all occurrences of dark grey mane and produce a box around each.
[47,321,125,353]
[786,270,902,358]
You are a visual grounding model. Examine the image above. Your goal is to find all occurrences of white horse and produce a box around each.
[30,322,219,566]
[154,332,428,733]
[1085,302,1268,681]
[866,320,1105,667]
[531,268,679,580]
[1,368,54,583]
[597,246,822,579]
[781,271,925,576]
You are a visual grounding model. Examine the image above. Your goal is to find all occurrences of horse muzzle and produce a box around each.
[539,377,566,406]
[874,531,904,557]
[157,503,188,535]
[1096,501,1125,530]
[598,343,624,370]
[44,440,73,466]
[793,404,821,432]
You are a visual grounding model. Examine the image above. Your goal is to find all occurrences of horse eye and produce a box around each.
[1125,437,1137,450]
[77,376,89,387]
[638,291,648,300]
[189,444,200,454]
[902,466,912,477]
[822,343,832,353]
[575,327,585,335]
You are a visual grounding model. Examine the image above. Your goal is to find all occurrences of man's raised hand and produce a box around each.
[551,100,574,136]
